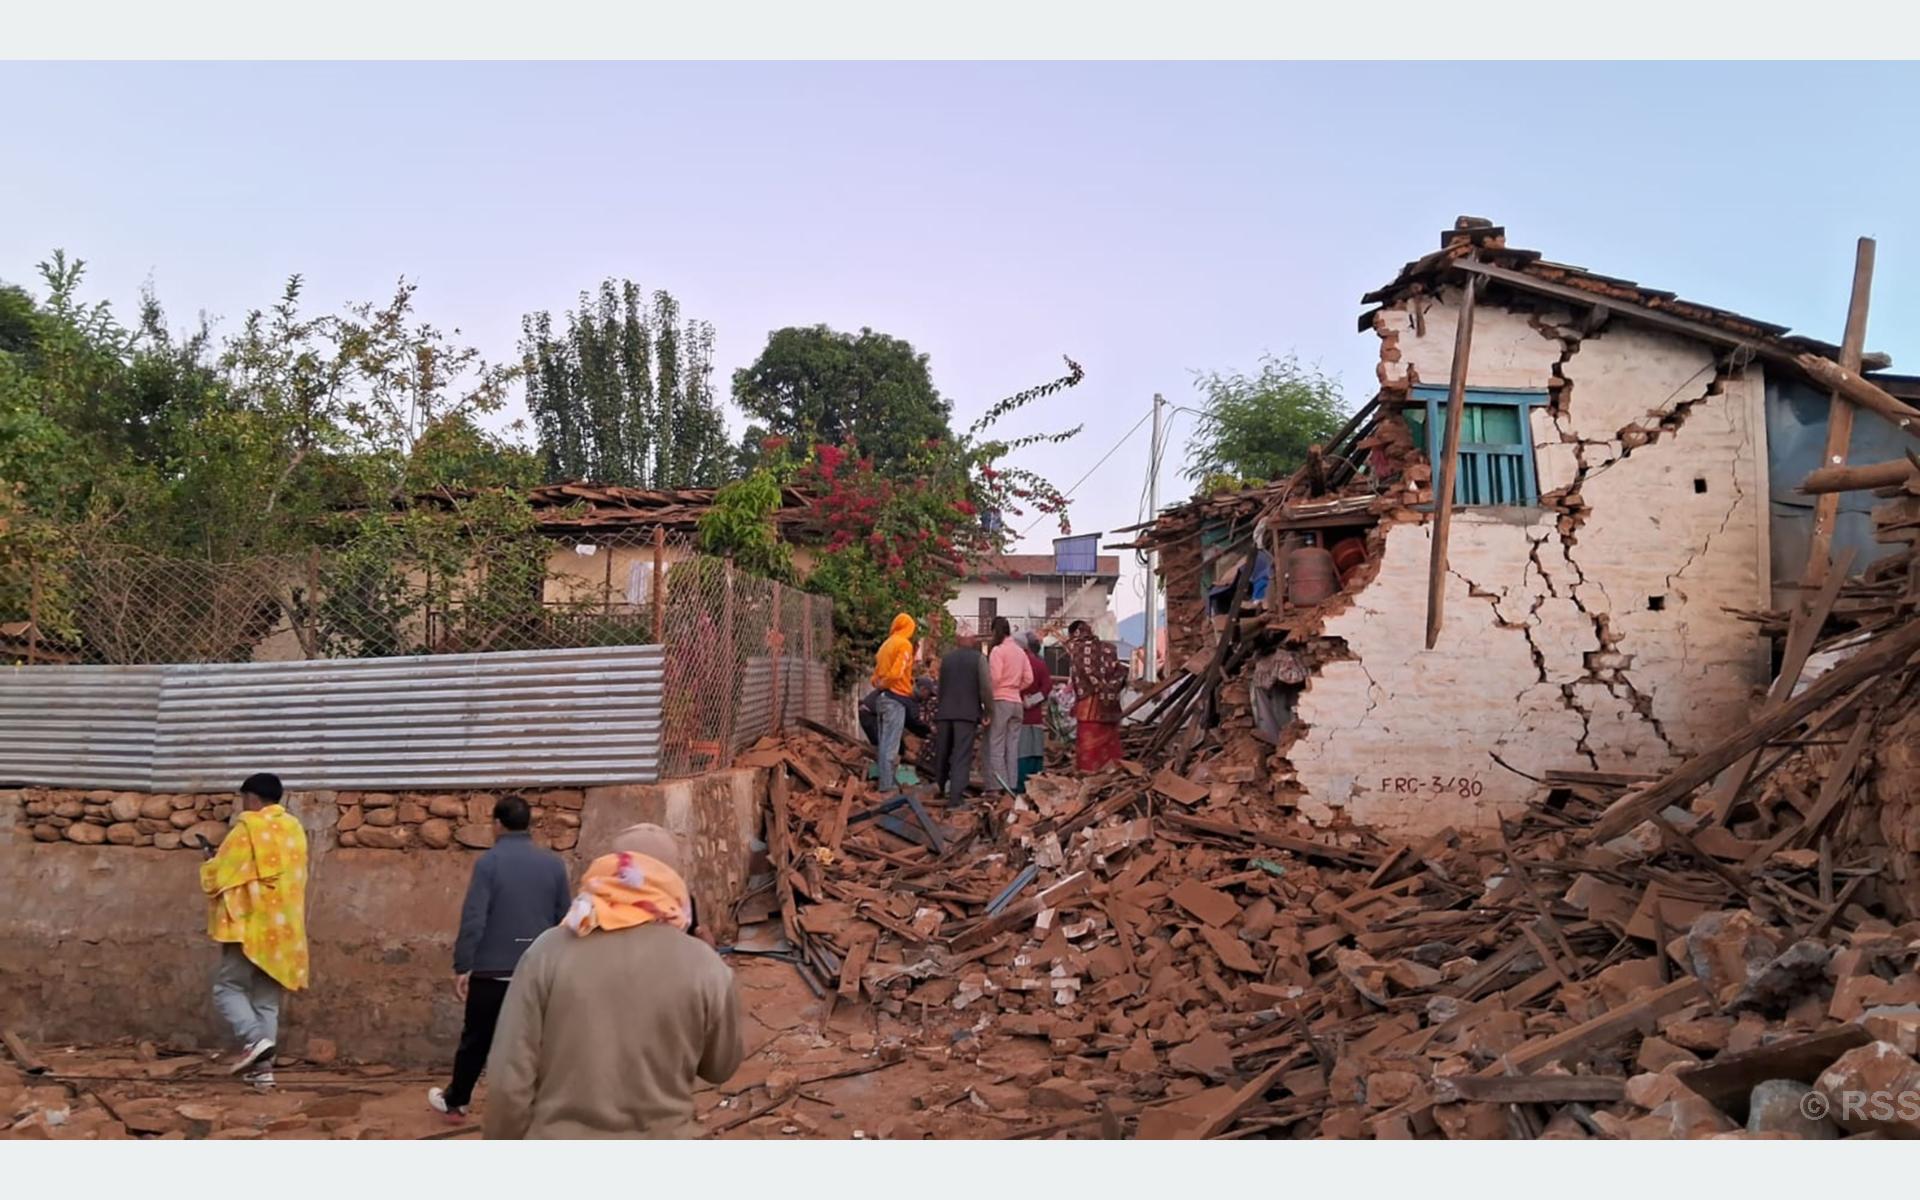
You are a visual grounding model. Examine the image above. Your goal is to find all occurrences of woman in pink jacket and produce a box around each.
[984,616,1032,794]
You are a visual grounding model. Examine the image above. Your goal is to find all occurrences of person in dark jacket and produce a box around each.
[930,634,994,808]
[429,794,571,1120]
[1016,632,1053,792]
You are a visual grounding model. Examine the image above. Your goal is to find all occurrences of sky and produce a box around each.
[5,61,1920,620]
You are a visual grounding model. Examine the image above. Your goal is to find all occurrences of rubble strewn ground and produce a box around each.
[0,958,1066,1141]
[725,647,1920,1142]
[11,475,1920,1141]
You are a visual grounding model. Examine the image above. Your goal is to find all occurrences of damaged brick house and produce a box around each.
[1131,218,1917,835]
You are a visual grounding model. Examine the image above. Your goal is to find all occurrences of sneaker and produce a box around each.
[427,1087,467,1120]
[227,1038,275,1075]
[244,1069,276,1092]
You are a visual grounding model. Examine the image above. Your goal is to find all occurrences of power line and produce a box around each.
[1014,405,1154,539]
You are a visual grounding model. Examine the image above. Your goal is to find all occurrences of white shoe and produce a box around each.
[245,1070,276,1092]
[427,1087,467,1119]
[228,1038,275,1075]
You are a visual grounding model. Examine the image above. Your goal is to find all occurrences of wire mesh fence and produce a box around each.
[3,527,843,779]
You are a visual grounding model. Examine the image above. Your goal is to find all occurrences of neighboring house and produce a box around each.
[948,553,1121,649]
[519,483,822,612]
[1132,217,1914,834]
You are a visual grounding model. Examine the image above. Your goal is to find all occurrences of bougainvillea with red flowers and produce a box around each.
[701,358,1083,684]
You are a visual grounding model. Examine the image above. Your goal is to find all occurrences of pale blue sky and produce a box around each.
[5,62,1919,616]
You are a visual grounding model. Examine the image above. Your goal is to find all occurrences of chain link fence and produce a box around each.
[3,527,843,778]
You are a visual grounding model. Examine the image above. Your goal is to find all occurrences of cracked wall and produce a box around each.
[1291,289,1770,833]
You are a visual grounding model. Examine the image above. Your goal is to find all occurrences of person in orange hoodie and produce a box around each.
[870,612,917,793]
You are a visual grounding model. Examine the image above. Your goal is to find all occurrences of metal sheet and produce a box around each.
[0,665,163,789]
[0,646,664,792]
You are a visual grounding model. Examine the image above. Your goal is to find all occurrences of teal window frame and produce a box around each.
[1407,385,1548,507]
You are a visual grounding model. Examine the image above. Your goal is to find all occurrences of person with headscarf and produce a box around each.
[985,616,1032,794]
[482,823,743,1139]
[870,612,918,792]
[1067,619,1129,772]
[191,772,309,1088]
[1016,631,1053,791]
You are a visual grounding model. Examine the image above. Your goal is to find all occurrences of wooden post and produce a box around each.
[1802,238,1876,591]
[27,564,42,665]
[1800,456,1919,494]
[770,581,786,732]
[601,535,613,614]
[802,593,817,723]
[1425,273,1478,650]
[650,526,666,643]
[721,559,737,761]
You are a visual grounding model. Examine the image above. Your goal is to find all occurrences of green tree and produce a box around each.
[1182,353,1348,491]
[732,325,952,477]
[520,280,731,488]
[704,358,1082,685]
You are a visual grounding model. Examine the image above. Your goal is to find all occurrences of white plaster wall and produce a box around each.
[1291,295,1768,833]
[948,578,1117,638]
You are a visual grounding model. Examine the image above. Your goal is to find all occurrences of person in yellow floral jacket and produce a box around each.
[192,772,309,1085]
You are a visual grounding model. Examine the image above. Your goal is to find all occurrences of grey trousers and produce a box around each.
[213,942,281,1048]
[874,691,909,793]
[988,700,1023,793]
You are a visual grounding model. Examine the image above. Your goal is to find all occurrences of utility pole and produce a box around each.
[1142,392,1165,684]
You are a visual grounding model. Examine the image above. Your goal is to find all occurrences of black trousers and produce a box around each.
[446,975,511,1107]
[931,719,979,807]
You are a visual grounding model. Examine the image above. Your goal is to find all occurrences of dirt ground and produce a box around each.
[0,956,1104,1141]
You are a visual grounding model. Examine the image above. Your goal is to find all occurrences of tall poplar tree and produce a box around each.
[521,280,732,487]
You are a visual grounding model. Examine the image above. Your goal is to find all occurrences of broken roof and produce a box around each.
[1360,217,1891,370]
[970,552,1121,581]
[406,481,820,536]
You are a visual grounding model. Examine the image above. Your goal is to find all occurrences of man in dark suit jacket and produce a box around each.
[429,794,570,1120]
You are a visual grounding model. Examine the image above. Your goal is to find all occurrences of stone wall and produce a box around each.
[1287,291,1770,832]
[333,789,582,852]
[0,769,765,1064]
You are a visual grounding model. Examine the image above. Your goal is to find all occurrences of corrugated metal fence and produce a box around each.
[0,645,665,792]
[730,656,835,755]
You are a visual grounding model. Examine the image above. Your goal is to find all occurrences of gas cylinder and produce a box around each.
[1330,537,1367,584]
[1286,546,1338,606]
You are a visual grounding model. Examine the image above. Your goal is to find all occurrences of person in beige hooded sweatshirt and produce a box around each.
[482,823,743,1138]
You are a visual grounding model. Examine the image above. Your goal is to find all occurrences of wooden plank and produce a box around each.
[767,766,803,952]
[1676,1026,1871,1119]
[1434,1074,1626,1105]
[2,1028,47,1075]
[1804,238,1878,591]
[1706,545,1855,823]
[1500,977,1704,1073]
[1161,811,1383,868]
[1454,259,1915,430]
[1426,273,1478,650]
[822,781,858,855]
[1585,617,1920,841]
[949,871,1090,951]
[1795,353,1920,436]
[1741,703,1878,869]
[1185,1054,1302,1139]
[837,931,874,1000]
[1800,455,1920,494]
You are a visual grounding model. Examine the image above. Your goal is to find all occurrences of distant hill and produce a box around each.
[1116,611,1163,646]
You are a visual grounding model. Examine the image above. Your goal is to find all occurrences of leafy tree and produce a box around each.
[1182,353,1348,491]
[0,252,550,661]
[696,456,795,585]
[520,280,732,488]
[732,325,952,478]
